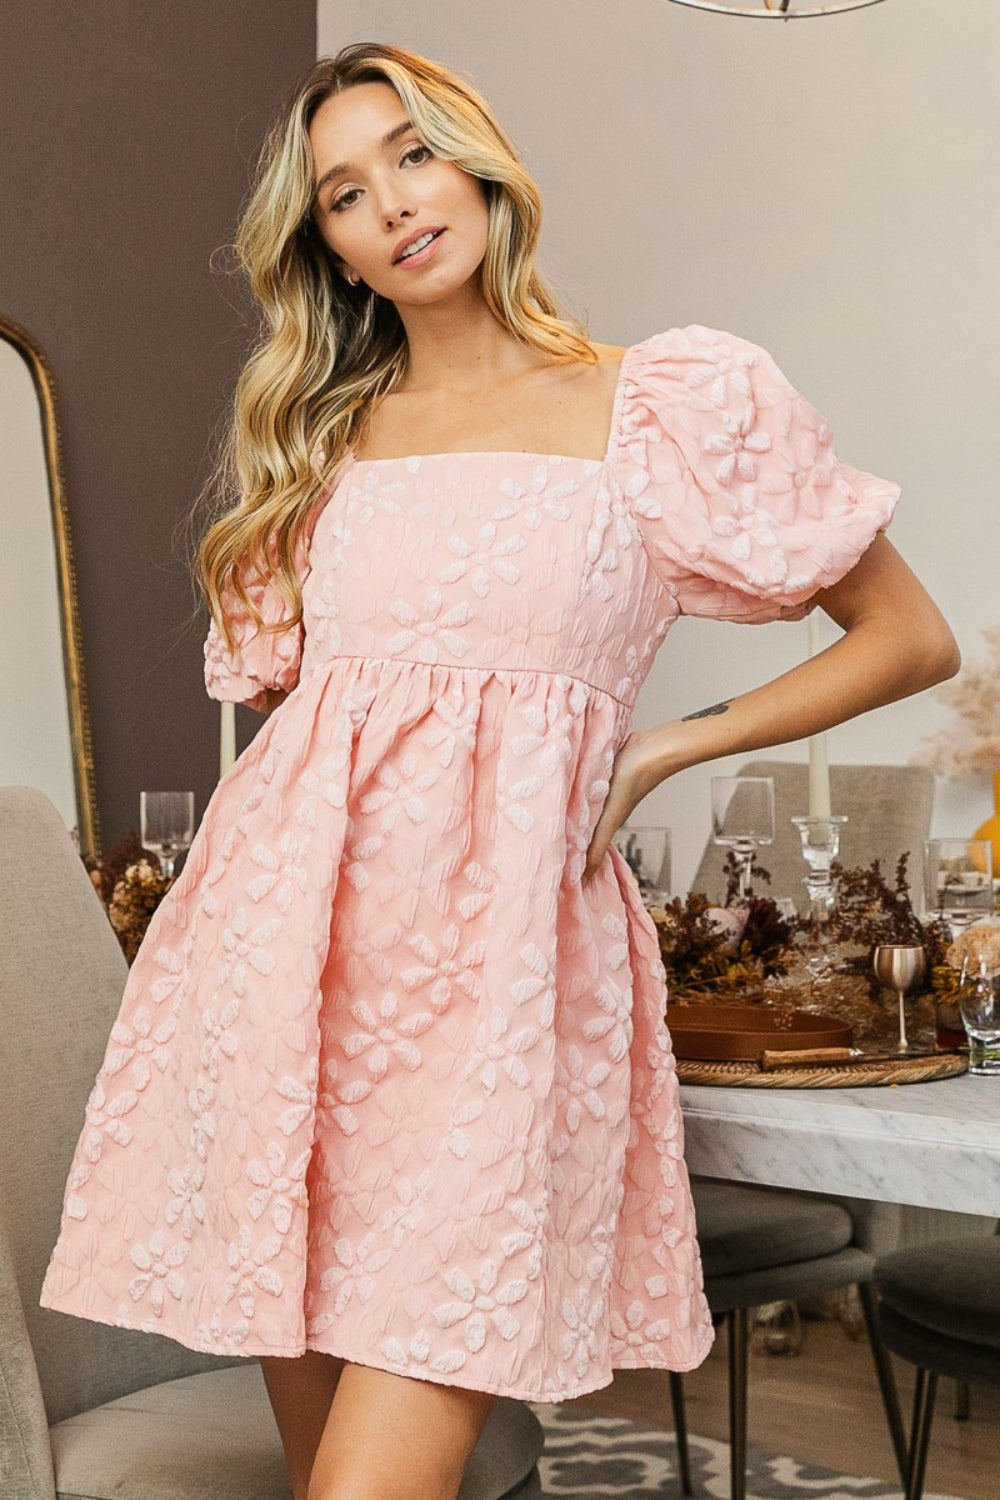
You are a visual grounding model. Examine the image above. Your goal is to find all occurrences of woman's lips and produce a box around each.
[393,229,445,268]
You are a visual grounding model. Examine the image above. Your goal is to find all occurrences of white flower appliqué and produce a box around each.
[439,521,526,598]
[386,586,473,663]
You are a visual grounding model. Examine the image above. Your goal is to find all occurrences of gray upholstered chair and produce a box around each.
[690,759,936,908]
[874,1235,1000,1500]
[670,760,933,1498]
[0,786,543,1500]
[669,1183,907,1500]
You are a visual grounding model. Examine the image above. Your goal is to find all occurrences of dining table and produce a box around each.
[678,1071,1000,1219]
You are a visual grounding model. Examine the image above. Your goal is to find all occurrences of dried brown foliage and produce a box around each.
[82,830,171,964]
[651,875,795,1000]
[824,854,949,993]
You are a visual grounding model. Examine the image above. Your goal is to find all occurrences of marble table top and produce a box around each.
[679,1072,1000,1217]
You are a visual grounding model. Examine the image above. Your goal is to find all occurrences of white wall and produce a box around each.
[318,0,999,892]
[0,339,77,834]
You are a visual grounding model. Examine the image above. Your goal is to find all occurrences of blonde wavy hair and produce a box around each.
[199,41,595,648]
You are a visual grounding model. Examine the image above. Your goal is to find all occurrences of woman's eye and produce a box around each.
[323,146,430,213]
[330,187,361,213]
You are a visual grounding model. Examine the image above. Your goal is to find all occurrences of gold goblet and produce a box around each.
[873,944,927,1054]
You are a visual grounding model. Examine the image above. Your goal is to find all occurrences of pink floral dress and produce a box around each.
[40,327,899,1401]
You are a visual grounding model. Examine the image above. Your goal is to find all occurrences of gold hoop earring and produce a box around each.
[346,271,360,287]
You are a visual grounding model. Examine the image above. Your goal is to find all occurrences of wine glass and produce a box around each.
[140,791,195,880]
[873,944,927,1054]
[710,776,775,903]
[923,839,994,940]
[612,825,672,907]
[957,958,1000,1075]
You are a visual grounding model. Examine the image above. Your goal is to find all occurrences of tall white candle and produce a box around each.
[220,701,236,778]
[806,613,832,821]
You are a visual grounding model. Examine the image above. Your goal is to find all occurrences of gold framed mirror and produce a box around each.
[0,314,100,859]
[665,0,887,15]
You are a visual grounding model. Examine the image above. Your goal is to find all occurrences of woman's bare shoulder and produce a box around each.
[588,340,628,363]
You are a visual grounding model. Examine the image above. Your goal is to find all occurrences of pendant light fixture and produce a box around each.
[666,0,889,18]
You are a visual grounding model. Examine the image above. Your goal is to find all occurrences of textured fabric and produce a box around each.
[50,1366,291,1500]
[2,789,540,1500]
[0,1222,57,1500]
[39,325,899,1402]
[876,1238,1000,1349]
[49,1364,543,1500]
[876,1303,1000,1388]
[503,1473,543,1499]
[0,787,244,1437]
[691,1183,855,1279]
[705,1248,874,1316]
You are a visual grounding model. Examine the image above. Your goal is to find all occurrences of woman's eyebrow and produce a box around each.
[313,119,416,201]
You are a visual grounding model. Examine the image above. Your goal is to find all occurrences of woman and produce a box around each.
[41,41,958,1500]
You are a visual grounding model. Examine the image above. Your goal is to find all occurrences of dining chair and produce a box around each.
[667,758,934,1497]
[0,785,544,1500]
[667,1182,908,1500]
[873,1234,1000,1500]
[690,759,936,907]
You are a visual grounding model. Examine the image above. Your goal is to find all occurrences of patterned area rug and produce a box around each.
[528,1404,966,1500]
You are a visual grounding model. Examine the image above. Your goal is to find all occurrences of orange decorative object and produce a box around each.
[972,771,1000,881]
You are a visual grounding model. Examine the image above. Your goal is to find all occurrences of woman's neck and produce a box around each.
[394,290,546,395]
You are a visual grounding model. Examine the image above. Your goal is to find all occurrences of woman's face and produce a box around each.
[308,81,491,307]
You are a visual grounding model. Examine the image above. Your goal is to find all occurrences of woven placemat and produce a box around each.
[676,1051,968,1088]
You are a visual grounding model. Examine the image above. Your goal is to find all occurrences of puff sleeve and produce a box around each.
[617,325,900,623]
[204,519,322,712]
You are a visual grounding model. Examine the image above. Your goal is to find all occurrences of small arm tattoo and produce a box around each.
[681,701,731,721]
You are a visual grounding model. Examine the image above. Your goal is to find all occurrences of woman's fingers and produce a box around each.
[583,733,659,879]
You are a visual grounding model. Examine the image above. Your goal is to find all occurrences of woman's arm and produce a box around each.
[583,535,960,879]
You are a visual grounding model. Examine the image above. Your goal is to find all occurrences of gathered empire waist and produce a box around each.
[295,651,639,713]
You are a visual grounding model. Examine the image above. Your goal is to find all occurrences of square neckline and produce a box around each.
[345,341,639,472]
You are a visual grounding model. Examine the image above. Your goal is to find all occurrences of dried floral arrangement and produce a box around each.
[823,854,950,994]
[913,624,1000,777]
[650,852,957,1011]
[931,920,1000,1006]
[84,831,171,964]
[649,855,795,999]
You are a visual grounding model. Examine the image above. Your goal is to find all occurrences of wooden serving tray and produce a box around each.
[675,1051,968,1088]
[667,1003,852,1061]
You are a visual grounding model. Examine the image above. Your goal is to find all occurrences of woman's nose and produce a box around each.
[379,190,416,230]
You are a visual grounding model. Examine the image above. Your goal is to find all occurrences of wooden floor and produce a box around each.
[564,1311,999,1499]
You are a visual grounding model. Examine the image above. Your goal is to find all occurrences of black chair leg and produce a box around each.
[727,1308,748,1500]
[857,1282,908,1487]
[906,1367,938,1500]
[668,1371,694,1496]
[953,1379,970,1420]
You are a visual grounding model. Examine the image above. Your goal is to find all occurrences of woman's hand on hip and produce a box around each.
[582,729,666,882]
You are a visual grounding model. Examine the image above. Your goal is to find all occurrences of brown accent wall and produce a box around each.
[0,1,316,848]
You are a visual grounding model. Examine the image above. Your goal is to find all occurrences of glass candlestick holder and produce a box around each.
[791,815,849,986]
[792,815,848,915]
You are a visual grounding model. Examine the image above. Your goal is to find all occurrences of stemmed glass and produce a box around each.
[958,959,1000,1075]
[873,944,927,1054]
[140,791,195,880]
[613,825,672,907]
[923,839,994,941]
[710,776,775,903]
